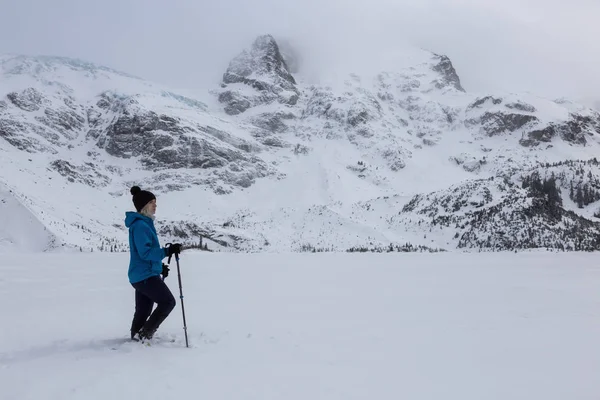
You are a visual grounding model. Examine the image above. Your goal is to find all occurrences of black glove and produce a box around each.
[161,263,170,278]
[166,243,182,258]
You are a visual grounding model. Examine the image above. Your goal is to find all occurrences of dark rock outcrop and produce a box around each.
[6,88,47,111]
[505,101,536,113]
[49,159,110,187]
[250,112,294,135]
[520,113,600,147]
[0,118,61,149]
[0,119,58,153]
[218,91,252,115]
[431,54,465,92]
[468,96,503,110]
[35,108,85,140]
[466,112,539,136]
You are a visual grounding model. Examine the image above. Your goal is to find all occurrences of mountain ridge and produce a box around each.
[2,35,600,253]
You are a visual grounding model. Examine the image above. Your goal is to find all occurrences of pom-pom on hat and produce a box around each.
[130,186,156,212]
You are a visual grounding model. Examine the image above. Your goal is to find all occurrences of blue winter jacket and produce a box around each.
[125,212,167,284]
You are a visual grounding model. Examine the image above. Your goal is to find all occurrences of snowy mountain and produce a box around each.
[2,35,600,253]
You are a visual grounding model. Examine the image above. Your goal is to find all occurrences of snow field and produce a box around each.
[2,251,600,399]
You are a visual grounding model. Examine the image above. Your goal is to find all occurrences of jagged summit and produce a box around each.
[218,34,300,115]
[431,54,465,92]
[217,35,468,118]
[223,35,296,87]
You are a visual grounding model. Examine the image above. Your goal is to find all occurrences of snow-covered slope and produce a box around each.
[2,35,600,252]
[4,252,600,399]
[0,181,59,251]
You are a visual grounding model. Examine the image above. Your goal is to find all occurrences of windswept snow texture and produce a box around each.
[2,252,600,399]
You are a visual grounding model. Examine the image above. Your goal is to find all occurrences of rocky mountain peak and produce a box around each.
[250,35,295,83]
[219,35,300,115]
[431,54,465,92]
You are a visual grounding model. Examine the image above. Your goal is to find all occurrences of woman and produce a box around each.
[125,186,181,341]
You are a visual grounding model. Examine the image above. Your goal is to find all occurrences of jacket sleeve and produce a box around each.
[132,223,166,262]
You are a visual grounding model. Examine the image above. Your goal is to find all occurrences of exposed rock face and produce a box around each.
[464,96,539,137]
[303,86,383,128]
[35,107,85,140]
[431,54,465,92]
[219,34,300,115]
[99,110,185,159]
[467,97,536,114]
[450,153,487,173]
[0,57,277,194]
[505,101,536,113]
[223,35,297,88]
[250,112,293,134]
[7,88,47,111]
[85,94,277,188]
[465,95,600,148]
[381,148,408,171]
[1,85,88,149]
[399,170,600,251]
[218,91,252,115]
[468,96,503,110]
[49,159,111,187]
[520,113,600,147]
[466,111,539,136]
[0,119,59,153]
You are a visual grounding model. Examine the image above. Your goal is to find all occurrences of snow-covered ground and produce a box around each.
[2,251,600,399]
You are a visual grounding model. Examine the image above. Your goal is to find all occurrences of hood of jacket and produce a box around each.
[125,211,153,228]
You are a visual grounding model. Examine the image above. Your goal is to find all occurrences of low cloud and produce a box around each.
[0,0,597,105]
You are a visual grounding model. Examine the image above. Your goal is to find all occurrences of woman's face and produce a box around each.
[148,199,157,215]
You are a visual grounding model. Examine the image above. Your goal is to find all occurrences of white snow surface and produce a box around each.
[2,251,600,399]
[0,181,59,251]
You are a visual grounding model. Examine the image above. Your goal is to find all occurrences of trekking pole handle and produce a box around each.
[165,243,184,265]
[165,242,173,264]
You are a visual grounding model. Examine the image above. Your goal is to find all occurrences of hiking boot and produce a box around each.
[138,327,156,341]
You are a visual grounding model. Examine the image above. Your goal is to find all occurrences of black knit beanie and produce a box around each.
[130,186,156,212]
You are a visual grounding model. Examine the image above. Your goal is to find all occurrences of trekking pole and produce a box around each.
[165,244,189,348]
[174,253,189,348]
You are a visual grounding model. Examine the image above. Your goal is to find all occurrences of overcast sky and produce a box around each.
[0,0,598,106]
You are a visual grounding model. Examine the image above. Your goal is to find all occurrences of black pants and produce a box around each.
[130,275,176,337]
